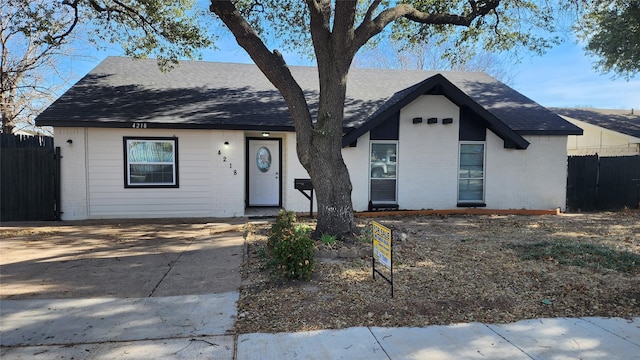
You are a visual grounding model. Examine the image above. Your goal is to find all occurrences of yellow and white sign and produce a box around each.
[372,221,392,269]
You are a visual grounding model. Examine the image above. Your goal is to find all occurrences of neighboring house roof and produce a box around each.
[36,57,581,145]
[551,108,640,139]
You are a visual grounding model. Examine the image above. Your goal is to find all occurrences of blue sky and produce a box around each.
[509,42,639,110]
[68,34,639,111]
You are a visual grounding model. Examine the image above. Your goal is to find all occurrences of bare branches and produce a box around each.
[1,0,80,133]
[333,1,357,36]
[3,0,214,133]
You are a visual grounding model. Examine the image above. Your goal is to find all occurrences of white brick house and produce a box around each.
[36,57,582,220]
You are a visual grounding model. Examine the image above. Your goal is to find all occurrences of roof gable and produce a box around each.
[341,74,530,149]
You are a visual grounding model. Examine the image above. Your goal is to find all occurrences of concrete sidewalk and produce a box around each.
[0,293,238,359]
[2,301,639,360]
[238,317,640,360]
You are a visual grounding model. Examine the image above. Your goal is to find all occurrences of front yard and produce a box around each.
[236,211,640,334]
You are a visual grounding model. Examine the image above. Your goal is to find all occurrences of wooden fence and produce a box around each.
[1,134,60,221]
[567,155,640,211]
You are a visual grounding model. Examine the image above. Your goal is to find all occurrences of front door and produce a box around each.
[248,138,281,206]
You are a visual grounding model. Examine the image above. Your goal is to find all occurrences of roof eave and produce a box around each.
[35,119,296,132]
[517,129,584,136]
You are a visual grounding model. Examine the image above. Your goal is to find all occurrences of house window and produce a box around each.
[458,142,485,203]
[370,142,397,203]
[124,137,178,188]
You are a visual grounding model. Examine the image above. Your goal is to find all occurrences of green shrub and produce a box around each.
[267,211,315,281]
[321,233,337,247]
[268,210,298,249]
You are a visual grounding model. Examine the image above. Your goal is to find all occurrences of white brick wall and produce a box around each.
[343,132,371,212]
[281,132,316,213]
[397,95,460,209]
[485,132,568,210]
[343,95,569,212]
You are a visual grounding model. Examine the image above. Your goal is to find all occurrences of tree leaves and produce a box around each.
[72,0,214,69]
[576,0,640,79]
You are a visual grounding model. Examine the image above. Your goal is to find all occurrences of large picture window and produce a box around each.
[124,137,178,188]
[458,142,484,203]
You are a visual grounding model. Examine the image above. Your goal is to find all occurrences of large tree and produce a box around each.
[576,0,640,79]
[206,0,575,238]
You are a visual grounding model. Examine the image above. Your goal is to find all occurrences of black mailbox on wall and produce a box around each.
[294,178,313,191]
[294,178,314,217]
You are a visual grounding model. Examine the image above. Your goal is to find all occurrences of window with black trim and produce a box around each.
[458,142,484,203]
[370,142,398,203]
[124,137,178,188]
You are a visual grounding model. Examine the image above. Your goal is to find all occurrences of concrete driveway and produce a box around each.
[0,219,245,358]
[1,219,244,299]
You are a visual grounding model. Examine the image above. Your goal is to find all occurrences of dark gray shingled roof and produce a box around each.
[36,56,582,140]
[552,108,640,138]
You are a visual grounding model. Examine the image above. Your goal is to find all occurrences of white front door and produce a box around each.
[248,139,281,206]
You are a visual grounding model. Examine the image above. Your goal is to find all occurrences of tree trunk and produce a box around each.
[209,0,358,238]
[303,59,356,239]
[306,138,355,237]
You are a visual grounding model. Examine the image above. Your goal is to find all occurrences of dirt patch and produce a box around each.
[236,211,640,334]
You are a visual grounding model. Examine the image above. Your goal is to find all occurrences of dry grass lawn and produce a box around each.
[236,211,640,334]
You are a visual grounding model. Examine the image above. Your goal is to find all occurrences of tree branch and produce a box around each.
[305,0,332,63]
[54,0,81,45]
[354,1,501,50]
[363,0,383,25]
[209,0,314,166]
[85,0,162,38]
[331,0,358,64]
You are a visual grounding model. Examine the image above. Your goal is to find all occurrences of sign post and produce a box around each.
[372,221,393,297]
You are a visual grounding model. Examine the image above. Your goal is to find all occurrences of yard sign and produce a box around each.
[372,221,393,297]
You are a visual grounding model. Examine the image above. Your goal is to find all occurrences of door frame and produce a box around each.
[245,137,283,208]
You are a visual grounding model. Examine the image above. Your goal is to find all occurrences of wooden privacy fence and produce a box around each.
[1,134,61,221]
[567,155,640,211]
